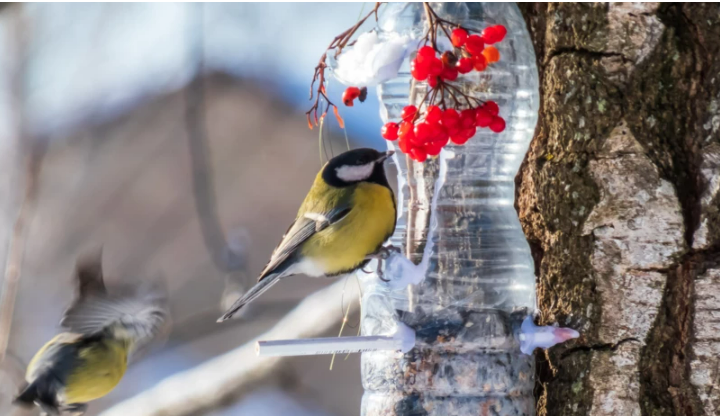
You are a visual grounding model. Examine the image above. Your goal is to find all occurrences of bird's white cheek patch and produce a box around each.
[336,163,374,182]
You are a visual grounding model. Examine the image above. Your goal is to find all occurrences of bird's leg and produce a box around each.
[360,265,374,274]
[365,246,401,282]
[378,245,402,258]
[363,253,389,281]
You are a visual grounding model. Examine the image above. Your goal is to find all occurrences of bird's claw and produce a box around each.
[365,245,401,282]
[376,245,401,260]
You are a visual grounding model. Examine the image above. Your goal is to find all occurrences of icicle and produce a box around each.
[377,149,454,290]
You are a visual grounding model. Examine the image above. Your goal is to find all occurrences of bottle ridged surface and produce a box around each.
[361,3,539,416]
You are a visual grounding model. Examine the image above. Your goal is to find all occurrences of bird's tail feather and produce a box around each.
[13,382,37,407]
[217,275,281,322]
[14,380,61,414]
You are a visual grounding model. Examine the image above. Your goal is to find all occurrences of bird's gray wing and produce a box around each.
[61,252,171,361]
[217,205,352,322]
[258,205,352,281]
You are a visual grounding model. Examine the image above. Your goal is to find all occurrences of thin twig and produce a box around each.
[0,150,44,365]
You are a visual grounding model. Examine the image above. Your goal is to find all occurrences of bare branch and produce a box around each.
[0,3,45,366]
[184,2,248,274]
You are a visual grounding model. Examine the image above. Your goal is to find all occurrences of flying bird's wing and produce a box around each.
[60,250,171,361]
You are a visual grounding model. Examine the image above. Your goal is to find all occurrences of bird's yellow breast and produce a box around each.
[63,338,128,404]
[302,182,396,275]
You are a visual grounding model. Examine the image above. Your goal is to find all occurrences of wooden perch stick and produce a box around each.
[99,278,359,416]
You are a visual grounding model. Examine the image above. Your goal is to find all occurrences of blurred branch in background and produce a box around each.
[185,2,249,275]
[0,5,46,416]
[100,278,359,416]
[0,3,47,366]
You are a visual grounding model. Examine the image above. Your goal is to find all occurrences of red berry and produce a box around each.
[473,54,488,71]
[445,126,460,138]
[460,109,477,129]
[481,26,498,44]
[451,28,468,48]
[406,128,420,145]
[342,87,361,106]
[456,57,474,74]
[433,133,450,147]
[482,25,506,44]
[426,105,442,124]
[482,46,500,63]
[428,123,444,141]
[462,127,477,140]
[465,35,485,56]
[381,122,399,141]
[417,46,436,63]
[398,120,413,138]
[476,109,493,127]
[410,146,428,162]
[414,122,433,143]
[411,59,429,81]
[428,76,440,88]
[398,134,410,153]
[401,105,417,122]
[425,142,443,157]
[428,58,443,76]
[451,127,476,145]
[483,101,499,116]
[441,65,458,81]
[441,108,460,128]
[494,25,507,42]
[489,116,506,133]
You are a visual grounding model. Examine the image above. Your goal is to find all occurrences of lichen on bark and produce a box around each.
[518,3,720,416]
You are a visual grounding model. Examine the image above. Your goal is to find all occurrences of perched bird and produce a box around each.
[218,148,397,322]
[14,250,170,415]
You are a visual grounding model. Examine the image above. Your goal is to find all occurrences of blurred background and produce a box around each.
[0,3,389,415]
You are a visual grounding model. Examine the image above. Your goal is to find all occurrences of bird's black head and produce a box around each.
[322,148,394,188]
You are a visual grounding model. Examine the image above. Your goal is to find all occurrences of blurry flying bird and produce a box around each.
[218,148,397,322]
[13,249,170,415]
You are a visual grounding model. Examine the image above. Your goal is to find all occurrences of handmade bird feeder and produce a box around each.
[262,3,579,415]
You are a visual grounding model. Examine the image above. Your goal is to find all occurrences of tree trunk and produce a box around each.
[517,3,720,416]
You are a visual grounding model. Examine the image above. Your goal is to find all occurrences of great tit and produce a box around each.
[13,250,170,415]
[218,148,396,321]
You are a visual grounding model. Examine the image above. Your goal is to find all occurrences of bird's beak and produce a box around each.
[377,150,394,163]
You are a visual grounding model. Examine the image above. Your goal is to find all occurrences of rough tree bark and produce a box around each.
[517,3,720,416]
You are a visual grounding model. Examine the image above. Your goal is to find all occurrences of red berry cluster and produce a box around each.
[411,25,506,86]
[380,24,508,162]
[381,100,504,162]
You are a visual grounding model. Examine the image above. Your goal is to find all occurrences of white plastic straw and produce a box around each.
[257,322,415,357]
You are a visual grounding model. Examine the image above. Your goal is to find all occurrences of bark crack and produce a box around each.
[545,47,629,66]
[560,337,640,359]
[637,4,710,416]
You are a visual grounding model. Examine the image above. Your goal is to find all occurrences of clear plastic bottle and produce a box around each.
[361,3,540,415]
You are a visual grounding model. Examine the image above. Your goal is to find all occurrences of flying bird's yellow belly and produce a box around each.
[302,183,396,276]
[63,339,128,404]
